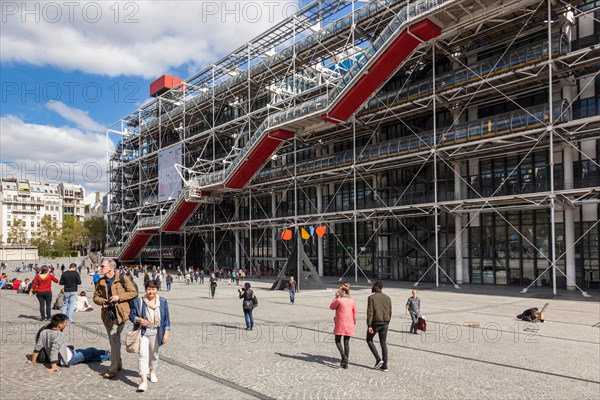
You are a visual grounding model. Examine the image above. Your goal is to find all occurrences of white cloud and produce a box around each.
[46,101,105,132]
[0,1,300,78]
[0,115,110,193]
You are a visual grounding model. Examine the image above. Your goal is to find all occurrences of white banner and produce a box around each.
[158,145,182,202]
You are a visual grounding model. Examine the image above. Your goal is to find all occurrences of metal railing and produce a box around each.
[192,0,449,189]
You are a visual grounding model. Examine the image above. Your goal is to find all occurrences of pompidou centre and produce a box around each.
[105,0,599,293]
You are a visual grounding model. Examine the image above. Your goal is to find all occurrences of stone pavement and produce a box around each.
[1,273,599,400]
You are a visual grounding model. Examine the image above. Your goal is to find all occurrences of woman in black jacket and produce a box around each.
[238,282,257,330]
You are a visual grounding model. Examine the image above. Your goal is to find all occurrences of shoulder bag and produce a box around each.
[125,300,142,353]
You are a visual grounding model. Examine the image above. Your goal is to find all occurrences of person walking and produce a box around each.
[156,272,163,291]
[93,258,138,379]
[406,289,421,334]
[129,280,171,392]
[209,273,217,299]
[29,266,59,321]
[238,282,257,330]
[60,263,81,324]
[165,273,173,291]
[329,283,356,369]
[366,280,391,372]
[288,276,296,305]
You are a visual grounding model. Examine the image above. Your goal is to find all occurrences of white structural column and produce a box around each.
[562,76,576,289]
[271,191,278,272]
[316,184,324,276]
[453,161,464,284]
[234,197,241,270]
[560,14,576,288]
[563,143,576,290]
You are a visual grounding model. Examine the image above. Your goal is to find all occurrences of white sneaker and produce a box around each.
[149,373,158,383]
[137,381,148,392]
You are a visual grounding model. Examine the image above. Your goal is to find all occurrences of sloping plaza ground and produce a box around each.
[1,273,599,399]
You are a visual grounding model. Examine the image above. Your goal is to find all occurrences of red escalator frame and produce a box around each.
[120,230,156,261]
[321,19,441,123]
[225,129,294,189]
[118,19,442,261]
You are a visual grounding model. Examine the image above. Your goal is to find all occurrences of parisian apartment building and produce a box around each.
[0,179,85,244]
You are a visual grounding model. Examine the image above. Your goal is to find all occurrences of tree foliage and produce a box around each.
[7,218,28,245]
[62,215,88,249]
[31,215,63,257]
[30,214,106,257]
[84,217,107,251]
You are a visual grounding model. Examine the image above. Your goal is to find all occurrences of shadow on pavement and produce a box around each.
[86,362,140,388]
[18,314,42,321]
[274,352,372,370]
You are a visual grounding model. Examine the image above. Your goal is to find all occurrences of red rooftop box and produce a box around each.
[150,74,185,97]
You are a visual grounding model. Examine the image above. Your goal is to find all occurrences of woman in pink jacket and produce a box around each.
[329,282,357,369]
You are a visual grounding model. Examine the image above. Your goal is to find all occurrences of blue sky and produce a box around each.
[1,0,304,195]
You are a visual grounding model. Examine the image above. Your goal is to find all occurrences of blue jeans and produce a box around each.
[409,311,419,333]
[244,310,254,329]
[289,289,296,304]
[166,281,172,291]
[62,291,77,323]
[68,347,110,365]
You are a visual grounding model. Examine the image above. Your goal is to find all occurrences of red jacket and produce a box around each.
[330,297,357,336]
[32,274,58,293]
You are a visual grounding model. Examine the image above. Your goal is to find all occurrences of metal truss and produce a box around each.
[107,0,599,295]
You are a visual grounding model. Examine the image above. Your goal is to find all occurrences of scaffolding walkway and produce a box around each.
[108,0,451,261]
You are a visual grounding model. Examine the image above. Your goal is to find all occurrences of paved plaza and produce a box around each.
[1,273,599,399]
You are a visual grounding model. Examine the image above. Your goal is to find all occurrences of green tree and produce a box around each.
[62,215,89,256]
[84,217,107,251]
[31,215,63,257]
[7,218,28,245]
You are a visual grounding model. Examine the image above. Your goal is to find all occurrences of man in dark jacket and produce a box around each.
[59,263,81,324]
[366,280,391,372]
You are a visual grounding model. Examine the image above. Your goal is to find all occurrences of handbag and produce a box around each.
[417,316,427,332]
[125,300,142,353]
[125,329,141,353]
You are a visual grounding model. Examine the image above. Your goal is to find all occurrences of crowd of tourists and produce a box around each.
[3,257,545,393]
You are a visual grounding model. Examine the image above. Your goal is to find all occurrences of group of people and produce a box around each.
[20,258,548,390]
[329,282,422,371]
[0,273,29,291]
[92,258,171,392]
[24,258,171,393]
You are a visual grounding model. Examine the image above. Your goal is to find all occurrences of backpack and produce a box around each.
[119,274,139,300]
[243,290,258,311]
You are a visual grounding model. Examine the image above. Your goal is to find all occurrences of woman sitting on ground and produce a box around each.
[75,291,93,312]
[52,289,64,310]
